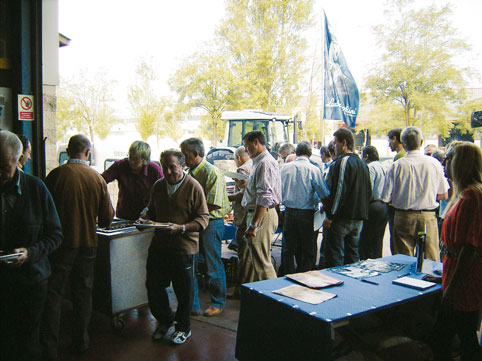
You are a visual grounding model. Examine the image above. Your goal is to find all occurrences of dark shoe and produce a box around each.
[190,310,201,316]
[152,321,175,341]
[227,240,238,251]
[203,306,223,317]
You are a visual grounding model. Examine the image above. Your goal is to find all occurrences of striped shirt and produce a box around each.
[242,149,282,209]
[189,159,231,219]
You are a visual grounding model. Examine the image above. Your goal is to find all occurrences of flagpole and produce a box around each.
[320,10,326,146]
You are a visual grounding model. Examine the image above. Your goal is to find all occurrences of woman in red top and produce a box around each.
[431,142,482,361]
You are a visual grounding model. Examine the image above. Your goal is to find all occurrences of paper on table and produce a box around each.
[330,266,380,279]
[273,285,337,305]
[392,276,437,290]
[223,170,248,180]
[133,222,170,228]
[286,270,343,289]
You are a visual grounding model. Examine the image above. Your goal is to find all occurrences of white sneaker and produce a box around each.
[170,330,191,345]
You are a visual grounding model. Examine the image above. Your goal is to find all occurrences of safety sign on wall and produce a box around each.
[18,94,34,121]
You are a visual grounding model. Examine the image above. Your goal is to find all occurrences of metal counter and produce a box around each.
[94,225,155,329]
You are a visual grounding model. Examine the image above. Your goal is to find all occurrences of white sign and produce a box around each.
[18,94,34,121]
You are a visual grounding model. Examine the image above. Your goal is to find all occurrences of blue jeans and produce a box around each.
[324,218,363,268]
[192,218,226,311]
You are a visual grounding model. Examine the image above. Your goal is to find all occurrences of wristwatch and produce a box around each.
[182,224,186,234]
[248,223,260,230]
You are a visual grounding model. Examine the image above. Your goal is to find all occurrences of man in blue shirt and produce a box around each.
[280,141,330,274]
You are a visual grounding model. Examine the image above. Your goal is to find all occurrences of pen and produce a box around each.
[361,279,379,285]
[397,272,411,278]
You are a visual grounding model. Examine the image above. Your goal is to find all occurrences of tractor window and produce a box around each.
[228,121,243,147]
[228,120,269,147]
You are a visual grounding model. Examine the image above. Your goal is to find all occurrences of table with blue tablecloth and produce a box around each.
[235,254,442,361]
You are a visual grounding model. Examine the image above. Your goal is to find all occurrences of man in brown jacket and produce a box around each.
[41,135,114,359]
[140,149,209,345]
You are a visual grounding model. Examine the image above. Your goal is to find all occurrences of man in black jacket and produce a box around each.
[0,130,63,361]
[322,128,371,268]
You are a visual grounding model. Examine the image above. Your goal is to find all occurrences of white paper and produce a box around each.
[286,270,343,289]
[273,285,337,305]
[223,170,248,180]
[313,210,325,230]
[392,276,436,290]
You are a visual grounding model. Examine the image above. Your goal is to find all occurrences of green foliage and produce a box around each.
[169,48,240,144]
[218,0,313,112]
[363,0,472,138]
[128,59,182,141]
[56,70,118,143]
[301,48,322,142]
[455,97,482,135]
[169,0,315,142]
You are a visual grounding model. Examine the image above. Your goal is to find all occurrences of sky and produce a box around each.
[58,0,482,118]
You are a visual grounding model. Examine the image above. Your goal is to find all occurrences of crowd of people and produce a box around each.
[0,126,480,360]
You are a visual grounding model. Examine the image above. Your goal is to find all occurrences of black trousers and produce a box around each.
[146,247,195,333]
[41,247,97,359]
[431,307,481,361]
[359,201,388,260]
[282,208,316,275]
[0,275,47,361]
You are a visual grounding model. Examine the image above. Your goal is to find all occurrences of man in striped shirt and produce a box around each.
[322,128,371,268]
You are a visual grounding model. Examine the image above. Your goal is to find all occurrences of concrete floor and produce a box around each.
[54,228,475,361]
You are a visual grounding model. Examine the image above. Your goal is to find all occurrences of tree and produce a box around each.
[169,0,315,142]
[217,0,314,112]
[301,47,323,143]
[169,48,239,144]
[56,70,118,143]
[455,97,482,135]
[363,0,472,137]
[128,59,181,142]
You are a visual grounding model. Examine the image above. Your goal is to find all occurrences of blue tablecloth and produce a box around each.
[242,254,441,323]
[235,254,442,361]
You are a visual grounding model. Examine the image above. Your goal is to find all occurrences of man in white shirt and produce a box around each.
[381,127,449,261]
[280,142,330,274]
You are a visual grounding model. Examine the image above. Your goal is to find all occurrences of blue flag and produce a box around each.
[323,11,359,127]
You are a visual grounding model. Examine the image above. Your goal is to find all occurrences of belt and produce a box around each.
[441,244,482,258]
[394,208,437,213]
[247,205,277,212]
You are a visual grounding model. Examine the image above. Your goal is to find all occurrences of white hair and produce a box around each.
[0,130,22,161]
[401,126,423,151]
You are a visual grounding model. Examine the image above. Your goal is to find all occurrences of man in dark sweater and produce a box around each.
[322,128,371,268]
[141,149,209,345]
[42,135,114,359]
[0,131,63,361]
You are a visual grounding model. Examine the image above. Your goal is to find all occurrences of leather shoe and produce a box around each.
[190,310,201,316]
[203,306,223,317]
